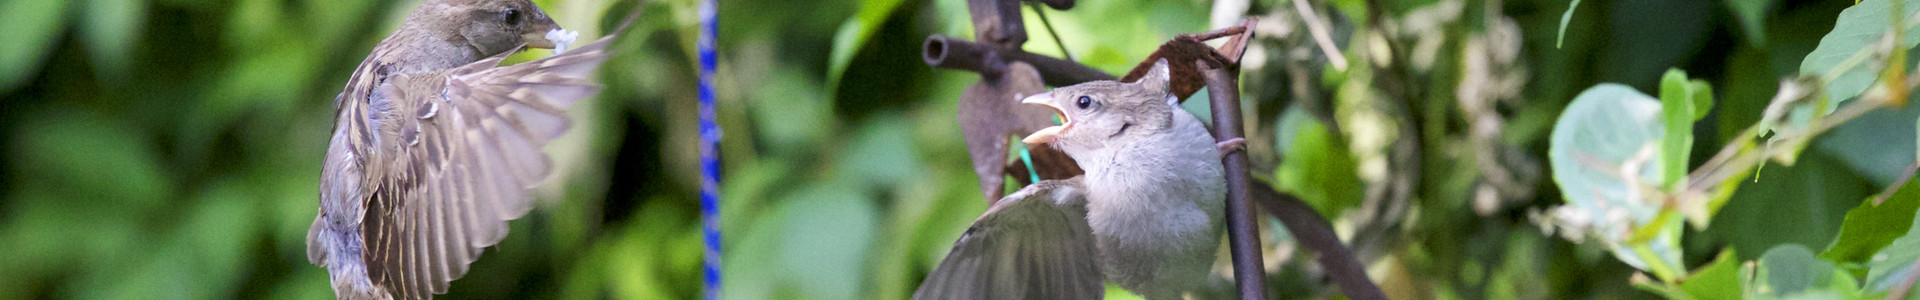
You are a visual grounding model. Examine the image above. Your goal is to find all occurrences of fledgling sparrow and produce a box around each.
[916,59,1236,300]
[304,1,616,299]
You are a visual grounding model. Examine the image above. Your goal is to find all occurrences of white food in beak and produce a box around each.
[546,28,581,54]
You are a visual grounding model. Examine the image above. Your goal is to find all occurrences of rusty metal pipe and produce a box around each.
[924,35,1007,77]
[924,35,1117,86]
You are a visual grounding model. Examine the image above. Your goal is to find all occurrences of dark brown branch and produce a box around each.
[923,35,1117,86]
[1251,181,1388,300]
[1205,62,1268,300]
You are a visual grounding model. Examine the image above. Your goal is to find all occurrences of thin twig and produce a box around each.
[1688,90,1894,194]
[1292,0,1350,70]
[1027,1,1076,62]
[1694,7,1920,195]
[1874,163,1920,205]
[1689,99,1883,189]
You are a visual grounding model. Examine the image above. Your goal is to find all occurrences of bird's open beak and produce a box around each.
[1021,92,1070,144]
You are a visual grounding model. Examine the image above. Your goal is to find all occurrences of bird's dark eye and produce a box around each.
[1075,96,1093,109]
[502,8,522,26]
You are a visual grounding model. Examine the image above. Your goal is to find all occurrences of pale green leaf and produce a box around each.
[1753,244,1862,299]
[1547,83,1681,274]
[1800,0,1920,105]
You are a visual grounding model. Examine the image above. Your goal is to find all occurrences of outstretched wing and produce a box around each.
[914,178,1106,300]
[362,36,616,300]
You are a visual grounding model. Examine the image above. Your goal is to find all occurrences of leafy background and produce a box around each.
[1,0,1917,299]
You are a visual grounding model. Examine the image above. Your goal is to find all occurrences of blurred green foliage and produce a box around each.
[1,0,710,298]
[4,0,1920,299]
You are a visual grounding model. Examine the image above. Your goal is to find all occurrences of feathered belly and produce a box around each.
[1085,190,1222,296]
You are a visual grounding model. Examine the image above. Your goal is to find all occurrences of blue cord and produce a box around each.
[696,0,722,298]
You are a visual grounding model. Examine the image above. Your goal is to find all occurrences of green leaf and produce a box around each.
[777,180,877,299]
[1816,103,1920,188]
[751,68,834,154]
[1547,83,1681,275]
[838,115,923,188]
[1820,176,1920,265]
[1702,150,1875,261]
[0,0,72,93]
[1753,244,1862,299]
[1276,115,1364,218]
[605,201,700,300]
[1725,0,1771,45]
[1689,79,1715,121]
[1660,69,1696,190]
[824,0,907,97]
[1679,250,1745,300]
[1800,0,1920,105]
[76,0,144,82]
[1556,0,1583,49]
[16,108,174,205]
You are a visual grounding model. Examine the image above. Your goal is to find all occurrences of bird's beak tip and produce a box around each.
[523,20,571,49]
[1020,92,1052,105]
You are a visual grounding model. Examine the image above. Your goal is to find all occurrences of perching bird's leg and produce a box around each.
[1215,138,1245,159]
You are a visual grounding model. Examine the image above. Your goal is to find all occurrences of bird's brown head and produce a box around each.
[1022,58,1177,152]
[411,0,565,56]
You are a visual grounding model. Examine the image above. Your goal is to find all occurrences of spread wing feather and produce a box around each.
[913,178,1106,300]
[359,36,615,300]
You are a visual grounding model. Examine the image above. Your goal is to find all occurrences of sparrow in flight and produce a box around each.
[305,0,619,298]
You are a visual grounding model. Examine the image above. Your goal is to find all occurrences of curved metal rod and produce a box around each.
[923,35,1116,86]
